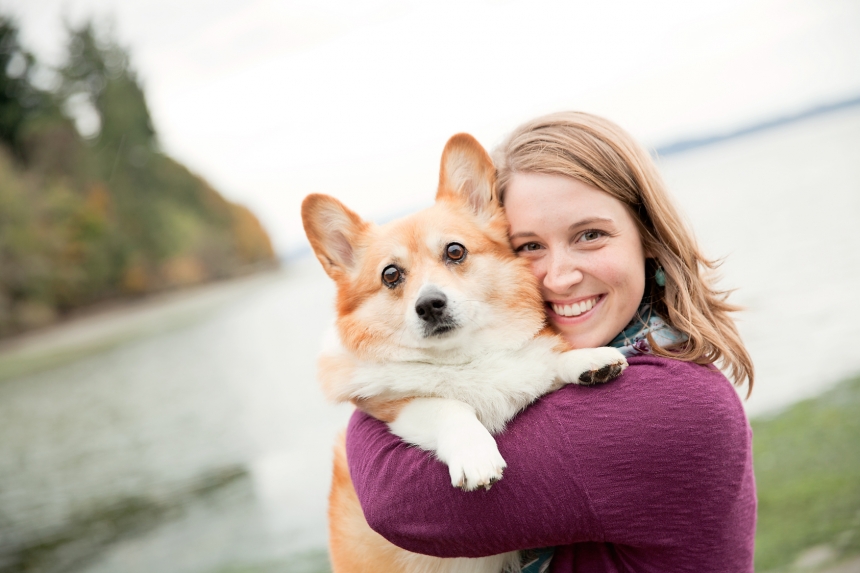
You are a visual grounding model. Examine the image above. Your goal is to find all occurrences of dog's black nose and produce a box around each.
[415,291,448,323]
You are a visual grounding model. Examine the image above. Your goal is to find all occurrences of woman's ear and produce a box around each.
[301,193,369,280]
[436,133,499,217]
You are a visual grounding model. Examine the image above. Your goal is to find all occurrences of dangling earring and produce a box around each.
[654,265,666,287]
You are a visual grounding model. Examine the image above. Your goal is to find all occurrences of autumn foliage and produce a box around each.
[0,18,277,337]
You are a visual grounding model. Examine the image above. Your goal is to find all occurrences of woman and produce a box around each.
[346,112,756,572]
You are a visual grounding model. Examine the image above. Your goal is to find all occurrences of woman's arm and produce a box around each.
[347,392,600,557]
[346,355,755,559]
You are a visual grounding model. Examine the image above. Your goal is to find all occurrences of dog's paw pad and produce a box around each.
[578,360,626,386]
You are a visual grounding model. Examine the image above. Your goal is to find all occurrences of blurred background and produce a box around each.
[0,0,858,571]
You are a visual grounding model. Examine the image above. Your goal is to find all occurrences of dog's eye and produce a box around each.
[381,265,402,287]
[445,242,467,263]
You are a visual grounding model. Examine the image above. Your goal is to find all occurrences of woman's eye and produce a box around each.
[516,242,542,252]
[445,242,467,262]
[381,265,403,287]
[579,230,605,242]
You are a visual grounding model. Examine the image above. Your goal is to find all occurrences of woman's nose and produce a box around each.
[542,249,583,294]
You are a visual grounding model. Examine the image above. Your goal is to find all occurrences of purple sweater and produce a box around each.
[346,355,756,572]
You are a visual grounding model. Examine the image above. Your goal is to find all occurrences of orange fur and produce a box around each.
[328,433,414,573]
[538,324,573,353]
[352,396,412,424]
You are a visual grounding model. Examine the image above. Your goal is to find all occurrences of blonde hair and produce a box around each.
[495,111,753,394]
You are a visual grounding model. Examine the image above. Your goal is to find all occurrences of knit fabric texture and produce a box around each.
[346,355,757,572]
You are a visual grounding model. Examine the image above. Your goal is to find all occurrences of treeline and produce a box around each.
[0,17,277,337]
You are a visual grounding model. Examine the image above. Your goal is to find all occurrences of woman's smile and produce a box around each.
[546,294,603,319]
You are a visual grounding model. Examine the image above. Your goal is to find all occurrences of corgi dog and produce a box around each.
[301,133,627,573]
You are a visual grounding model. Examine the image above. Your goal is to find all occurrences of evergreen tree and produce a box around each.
[0,17,52,159]
[59,22,156,149]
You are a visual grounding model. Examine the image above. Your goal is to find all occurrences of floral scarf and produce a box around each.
[608,303,687,358]
[519,304,686,573]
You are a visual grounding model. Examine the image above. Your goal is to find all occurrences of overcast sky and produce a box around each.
[4,0,860,253]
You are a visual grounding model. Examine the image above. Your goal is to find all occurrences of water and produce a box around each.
[0,269,351,572]
[0,105,859,571]
[658,104,860,416]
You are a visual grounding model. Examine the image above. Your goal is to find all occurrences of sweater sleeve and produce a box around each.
[345,355,756,562]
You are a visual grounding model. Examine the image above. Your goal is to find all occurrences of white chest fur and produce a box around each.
[345,336,563,433]
[322,328,624,492]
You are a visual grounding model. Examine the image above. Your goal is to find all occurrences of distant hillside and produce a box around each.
[0,18,276,337]
[654,94,860,157]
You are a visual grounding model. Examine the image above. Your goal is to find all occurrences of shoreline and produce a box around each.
[0,267,286,382]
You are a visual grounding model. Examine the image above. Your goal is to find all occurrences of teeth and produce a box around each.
[551,297,598,317]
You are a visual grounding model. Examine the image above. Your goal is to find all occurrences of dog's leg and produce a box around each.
[389,397,507,491]
[555,347,628,386]
[329,433,415,573]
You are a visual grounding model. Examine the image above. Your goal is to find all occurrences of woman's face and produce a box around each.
[505,172,647,349]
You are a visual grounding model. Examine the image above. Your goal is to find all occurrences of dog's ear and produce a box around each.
[437,133,498,216]
[301,194,369,280]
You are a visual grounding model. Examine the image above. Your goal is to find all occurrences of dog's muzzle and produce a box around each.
[415,288,457,337]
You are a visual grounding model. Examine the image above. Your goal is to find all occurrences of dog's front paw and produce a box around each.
[578,360,627,385]
[448,446,507,492]
[440,428,507,492]
[559,347,628,386]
